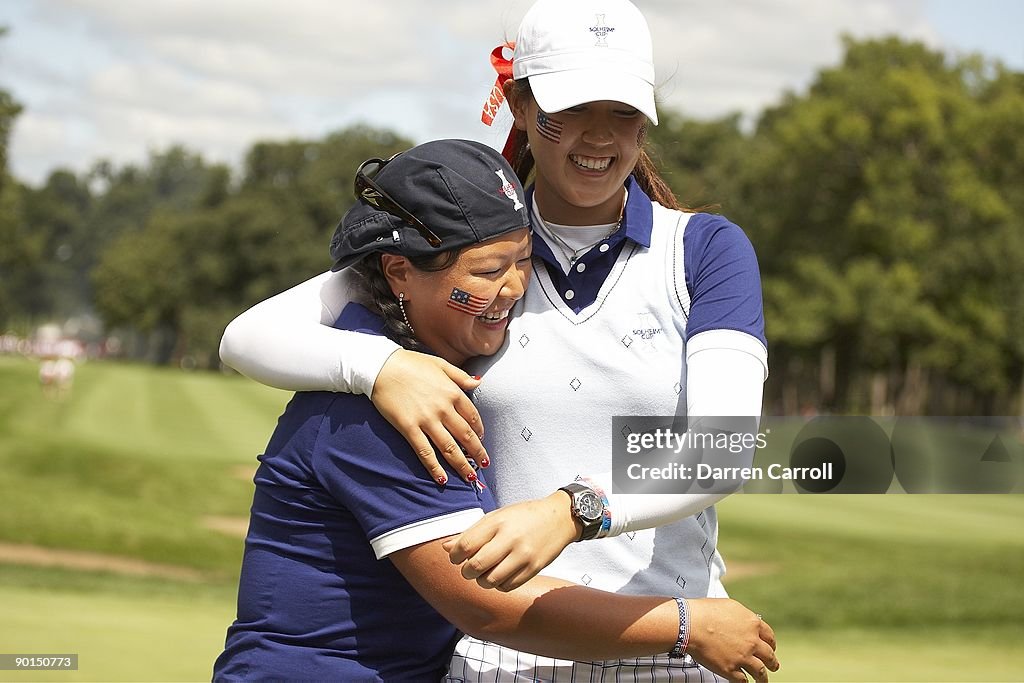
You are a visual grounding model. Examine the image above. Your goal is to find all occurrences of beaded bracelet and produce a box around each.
[668,597,690,658]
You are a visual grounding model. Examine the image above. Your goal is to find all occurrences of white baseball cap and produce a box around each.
[512,0,658,124]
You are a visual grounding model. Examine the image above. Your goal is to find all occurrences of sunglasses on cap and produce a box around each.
[353,155,443,248]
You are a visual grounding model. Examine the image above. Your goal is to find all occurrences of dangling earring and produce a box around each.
[398,292,415,336]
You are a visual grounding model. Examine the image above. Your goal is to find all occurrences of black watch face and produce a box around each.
[576,491,603,523]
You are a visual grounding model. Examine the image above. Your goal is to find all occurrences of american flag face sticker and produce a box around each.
[535,111,563,144]
[447,287,490,316]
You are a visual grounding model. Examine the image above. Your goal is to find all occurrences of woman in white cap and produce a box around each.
[218,1,774,681]
[213,139,775,682]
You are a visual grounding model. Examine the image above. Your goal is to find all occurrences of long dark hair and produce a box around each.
[350,250,459,351]
[504,79,687,211]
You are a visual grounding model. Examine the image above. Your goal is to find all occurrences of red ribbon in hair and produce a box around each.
[480,42,521,164]
[481,42,515,126]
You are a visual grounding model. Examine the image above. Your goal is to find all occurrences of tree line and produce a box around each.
[1,36,1022,416]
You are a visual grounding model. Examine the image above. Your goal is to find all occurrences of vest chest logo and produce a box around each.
[623,312,664,349]
[633,327,662,341]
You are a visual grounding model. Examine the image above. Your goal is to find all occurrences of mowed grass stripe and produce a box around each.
[0,357,84,438]
[137,366,223,458]
[0,359,255,568]
[47,362,284,463]
[215,370,295,417]
[718,493,1024,547]
[59,362,165,459]
[141,368,287,462]
[172,371,287,463]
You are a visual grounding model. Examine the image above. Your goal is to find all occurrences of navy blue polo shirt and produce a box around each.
[529,177,766,349]
[215,304,495,682]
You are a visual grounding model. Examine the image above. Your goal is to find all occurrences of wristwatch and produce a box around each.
[558,482,605,541]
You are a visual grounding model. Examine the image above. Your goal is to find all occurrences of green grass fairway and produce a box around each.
[0,568,236,682]
[0,356,287,570]
[716,495,1024,680]
[763,627,1024,682]
[1,356,1022,681]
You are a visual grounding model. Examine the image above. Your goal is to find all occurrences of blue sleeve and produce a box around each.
[310,395,495,543]
[333,301,389,334]
[683,213,767,348]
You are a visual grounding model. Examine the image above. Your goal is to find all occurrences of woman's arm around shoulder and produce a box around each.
[219,269,397,394]
[220,268,490,482]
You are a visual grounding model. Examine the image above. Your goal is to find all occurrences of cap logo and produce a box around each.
[495,169,524,211]
[589,14,615,46]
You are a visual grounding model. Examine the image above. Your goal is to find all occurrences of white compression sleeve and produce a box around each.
[219,270,400,396]
[586,330,768,537]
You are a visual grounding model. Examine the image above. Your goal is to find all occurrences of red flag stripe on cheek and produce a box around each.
[535,111,563,144]
[447,288,490,316]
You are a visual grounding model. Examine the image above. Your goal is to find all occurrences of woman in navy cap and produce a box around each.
[218,0,777,680]
[214,139,777,682]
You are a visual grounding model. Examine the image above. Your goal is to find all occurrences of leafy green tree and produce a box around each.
[0,27,31,327]
[241,125,410,231]
[17,171,93,316]
[76,148,228,307]
[647,111,746,211]
[732,37,1024,414]
[92,126,413,366]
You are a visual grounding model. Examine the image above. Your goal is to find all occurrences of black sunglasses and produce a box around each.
[353,155,443,248]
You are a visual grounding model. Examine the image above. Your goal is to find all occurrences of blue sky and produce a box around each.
[926,0,1024,67]
[1,0,1021,186]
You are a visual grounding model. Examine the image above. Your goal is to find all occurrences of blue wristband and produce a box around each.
[668,597,690,658]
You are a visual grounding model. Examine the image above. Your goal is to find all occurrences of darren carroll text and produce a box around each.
[626,463,835,482]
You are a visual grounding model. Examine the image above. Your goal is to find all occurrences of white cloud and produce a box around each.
[8,113,85,177]
[58,0,455,90]
[90,62,270,118]
[643,0,939,120]
[0,0,1009,185]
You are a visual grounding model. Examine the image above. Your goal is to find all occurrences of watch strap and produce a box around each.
[558,482,604,541]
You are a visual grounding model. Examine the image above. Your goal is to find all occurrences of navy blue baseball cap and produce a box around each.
[330,139,530,271]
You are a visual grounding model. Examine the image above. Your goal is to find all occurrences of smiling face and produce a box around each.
[383,228,532,367]
[510,90,647,226]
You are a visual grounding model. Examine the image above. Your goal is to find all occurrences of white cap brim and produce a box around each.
[527,69,658,125]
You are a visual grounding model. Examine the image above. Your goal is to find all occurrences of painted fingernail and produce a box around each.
[472,375,482,380]
[467,472,477,482]
[480,458,490,468]
[437,475,448,486]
